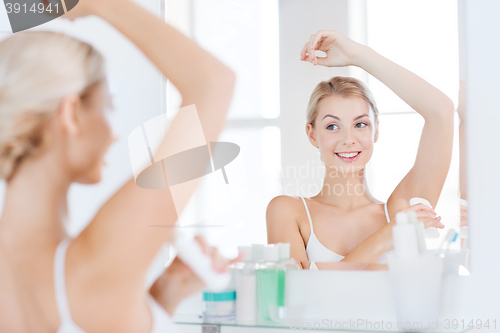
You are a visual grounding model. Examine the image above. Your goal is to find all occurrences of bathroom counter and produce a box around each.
[173,314,472,333]
[173,270,473,333]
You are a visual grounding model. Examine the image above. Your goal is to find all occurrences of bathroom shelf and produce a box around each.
[174,314,472,333]
[174,272,472,333]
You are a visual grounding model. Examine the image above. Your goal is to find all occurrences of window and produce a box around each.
[166,0,280,256]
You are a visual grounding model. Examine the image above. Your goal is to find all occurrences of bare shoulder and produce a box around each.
[267,195,303,216]
[266,195,306,227]
[266,195,309,246]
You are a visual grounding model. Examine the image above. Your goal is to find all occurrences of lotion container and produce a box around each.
[234,246,257,325]
[388,212,444,327]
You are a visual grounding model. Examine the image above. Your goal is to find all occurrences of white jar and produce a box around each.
[202,290,236,324]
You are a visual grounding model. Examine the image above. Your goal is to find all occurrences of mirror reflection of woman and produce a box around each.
[267,30,453,270]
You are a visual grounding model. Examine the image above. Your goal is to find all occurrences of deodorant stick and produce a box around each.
[174,236,231,292]
[409,197,440,239]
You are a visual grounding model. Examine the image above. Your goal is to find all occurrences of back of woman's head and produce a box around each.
[0,31,105,180]
[306,76,378,127]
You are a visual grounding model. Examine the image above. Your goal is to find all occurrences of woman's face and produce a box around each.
[71,79,114,184]
[306,95,378,170]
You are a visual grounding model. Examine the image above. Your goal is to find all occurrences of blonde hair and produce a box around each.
[306,76,378,127]
[0,31,106,180]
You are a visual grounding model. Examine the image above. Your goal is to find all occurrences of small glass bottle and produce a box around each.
[234,246,257,325]
[275,243,299,320]
[276,243,300,269]
[256,245,280,324]
[251,244,264,264]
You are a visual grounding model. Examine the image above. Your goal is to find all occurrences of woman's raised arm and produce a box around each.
[302,30,454,263]
[304,30,454,215]
[70,0,235,290]
[352,44,454,216]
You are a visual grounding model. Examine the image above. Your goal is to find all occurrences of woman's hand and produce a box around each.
[149,256,204,315]
[300,30,366,67]
[382,203,443,253]
[150,236,239,315]
[398,203,445,229]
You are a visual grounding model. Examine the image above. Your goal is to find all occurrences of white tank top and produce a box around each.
[54,239,177,333]
[299,197,393,269]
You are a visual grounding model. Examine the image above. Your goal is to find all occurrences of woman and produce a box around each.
[0,0,235,331]
[267,30,453,269]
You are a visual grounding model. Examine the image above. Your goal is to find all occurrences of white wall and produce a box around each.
[279,0,350,196]
[459,0,500,325]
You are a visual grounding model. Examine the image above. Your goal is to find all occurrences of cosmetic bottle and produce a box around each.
[256,245,281,324]
[275,243,299,321]
[276,243,300,302]
[276,243,300,269]
[251,244,264,264]
[410,197,440,239]
[407,211,427,253]
[392,212,419,257]
[202,290,236,324]
[388,211,444,327]
[234,246,257,325]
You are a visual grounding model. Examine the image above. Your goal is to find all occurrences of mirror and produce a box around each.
[170,0,479,329]
[272,0,465,270]
[166,0,466,271]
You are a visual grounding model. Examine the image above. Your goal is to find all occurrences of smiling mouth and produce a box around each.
[335,151,361,158]
[335,151,361,160]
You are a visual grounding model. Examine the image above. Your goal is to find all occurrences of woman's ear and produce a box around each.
[374,119,380,143]
[58,95,81,137]
[306,123,319,148]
